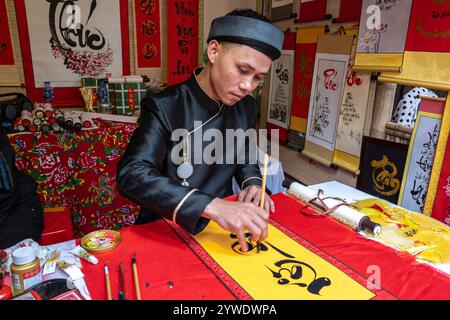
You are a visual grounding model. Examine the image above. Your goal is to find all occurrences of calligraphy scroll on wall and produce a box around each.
[398,98,446,213]
[190,221,377,299]
[0,0,14,66]
[167,0,199,85]
[431,135,450,227]
[134,0,161,68]
[379,0,450,90]
[357,136,408,204]
[266,32,295,144]
[290,26,325,134]
[333,28,372,175]
[22,0,125,88]
[354,0,413,72]
[302,35,353,167]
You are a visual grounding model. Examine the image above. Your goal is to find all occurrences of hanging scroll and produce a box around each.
[0,0,14,65]
[290,26,325,134]
[297,0,327,23]
[167,0,199,85]
[302,35,353,167]
[398,98,446,213]
[267,50,294,130]
[333,28,371,175]
[431,135,450,226]
[16,0,130,106]
[379,0,450,91]
[134,0,161,68]
[357,136,408,204]
[336,0,362,23]
[266,32,295,144]
[354,0,413,72]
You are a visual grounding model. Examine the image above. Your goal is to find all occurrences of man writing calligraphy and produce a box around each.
[117,9,283,251]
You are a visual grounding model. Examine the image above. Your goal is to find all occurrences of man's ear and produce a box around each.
[207,40,220,64]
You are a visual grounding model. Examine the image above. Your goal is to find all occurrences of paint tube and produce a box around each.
[70,245,98,265]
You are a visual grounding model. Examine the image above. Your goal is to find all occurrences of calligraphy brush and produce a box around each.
[118,262,126,300]
[104,264,112,300]
[131,253,142,300]
[257,153,269,253]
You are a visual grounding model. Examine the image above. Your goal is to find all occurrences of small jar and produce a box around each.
[10,247,42,296]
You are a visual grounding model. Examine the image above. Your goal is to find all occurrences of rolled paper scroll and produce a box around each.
[108,76,143,84]
[288,182,381,235]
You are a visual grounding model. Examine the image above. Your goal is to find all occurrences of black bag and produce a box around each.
[0,93,33,133]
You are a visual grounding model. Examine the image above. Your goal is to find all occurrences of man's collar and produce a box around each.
[188,68,223,112]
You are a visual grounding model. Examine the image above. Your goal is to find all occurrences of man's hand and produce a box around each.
[202,198,269,252]
[238,185,275,214]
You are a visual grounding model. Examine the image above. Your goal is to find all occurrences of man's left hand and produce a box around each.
[238,185,275,215]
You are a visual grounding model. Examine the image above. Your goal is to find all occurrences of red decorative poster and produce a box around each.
[297,0,326,23]
[135,0,161,68]
[167,0,199,85]
[290,39,318,134]
[337,0,362,23]
[0,0,15,65]
[432,135,450,226]
[405,0,450,52]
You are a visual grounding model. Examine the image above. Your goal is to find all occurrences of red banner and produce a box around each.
[167,0,199,85]
[0,0,14,65]
[297,0,327,23]
[432,135,450,226]
[405,0,450,52]
[290,42,317,132]
[337,0,362,23]
[135,0,161,68]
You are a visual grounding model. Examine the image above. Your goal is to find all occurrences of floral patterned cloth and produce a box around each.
[7,121,140,237]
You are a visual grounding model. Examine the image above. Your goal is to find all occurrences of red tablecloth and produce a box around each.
[82,193,450,300]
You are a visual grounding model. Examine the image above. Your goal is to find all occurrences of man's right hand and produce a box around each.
[202,198,269,252]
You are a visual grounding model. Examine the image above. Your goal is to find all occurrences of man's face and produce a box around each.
[208,42,272,105]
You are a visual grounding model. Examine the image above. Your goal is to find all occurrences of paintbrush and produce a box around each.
[104,264,112,300]
[257,153,269,253]
[131,253,142,300]
[118,262,126,300]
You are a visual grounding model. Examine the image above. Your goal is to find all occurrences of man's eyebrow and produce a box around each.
[239,63,268,75]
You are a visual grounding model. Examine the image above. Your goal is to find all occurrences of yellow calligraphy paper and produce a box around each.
[194,221,375,300]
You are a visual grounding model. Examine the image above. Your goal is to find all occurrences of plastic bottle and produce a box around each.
[43,81,54,102]
[10,247,42,296]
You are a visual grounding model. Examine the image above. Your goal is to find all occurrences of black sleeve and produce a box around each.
[233,97,262,190]
[116,97,214,235]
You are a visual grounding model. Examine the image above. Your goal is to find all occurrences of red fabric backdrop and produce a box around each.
[167,0,199,85]
[135,0,161,68]
[0,0,15,65]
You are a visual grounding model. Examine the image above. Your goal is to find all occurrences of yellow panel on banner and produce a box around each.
[354,53,404,72]
[378,52,450,91]
[194,221,375,300]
